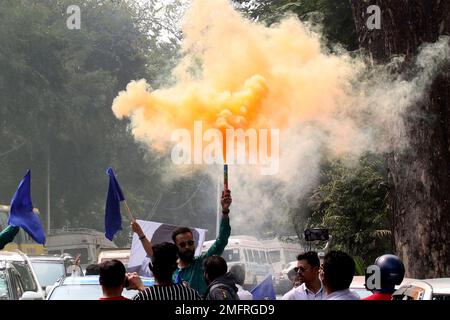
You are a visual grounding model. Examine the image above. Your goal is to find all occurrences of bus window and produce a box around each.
[252,250,261,264]
[268,250,281,263]
[261,251,268,263]
[288,251,298,261]
[222,249,240,262]
[47,250,62,256]
[247,249,254,262]
[244,249,249,262]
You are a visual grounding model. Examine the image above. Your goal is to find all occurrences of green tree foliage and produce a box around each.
[307,155,392,267]
[0,0,217,246]
[233,0,358,50]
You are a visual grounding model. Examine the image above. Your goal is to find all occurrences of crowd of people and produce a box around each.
[2,186,406,301]
[92,188,406,301]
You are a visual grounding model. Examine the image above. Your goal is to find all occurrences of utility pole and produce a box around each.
[47,147,51,233]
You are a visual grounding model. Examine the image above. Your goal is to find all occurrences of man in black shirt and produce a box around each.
[203,255,239,300]
[128,242,201,300]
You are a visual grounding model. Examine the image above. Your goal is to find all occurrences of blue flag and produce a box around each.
[251,275,276,300]
[8,170,46,244]
[105,167,125,241]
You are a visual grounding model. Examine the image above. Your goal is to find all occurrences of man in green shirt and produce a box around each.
[131,189,232,297]
[172,189,232,296]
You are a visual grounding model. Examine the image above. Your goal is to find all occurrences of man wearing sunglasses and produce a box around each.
[171,189,232,297]
[282,251,326,300]
[131,190,232,297]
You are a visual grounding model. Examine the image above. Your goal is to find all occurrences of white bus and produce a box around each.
[202,235,273,287]
[45,228,117,267]
[261,237,304,283]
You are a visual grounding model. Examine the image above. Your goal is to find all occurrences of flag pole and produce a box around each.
[123,200,135,222]
[222,127,228,192]
[223,164,228,191]
[216,176,220,238]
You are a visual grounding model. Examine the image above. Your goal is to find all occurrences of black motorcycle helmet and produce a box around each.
[366,254,405,290]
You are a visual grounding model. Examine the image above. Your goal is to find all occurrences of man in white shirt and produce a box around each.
[282,251,325,300]
[320,250,359,300]
[229,264,253,300]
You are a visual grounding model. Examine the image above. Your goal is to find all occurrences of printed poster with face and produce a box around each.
[128,219,207,274]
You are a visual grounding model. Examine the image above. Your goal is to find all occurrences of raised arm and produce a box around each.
[131,221,153,257]
[204,189,232,257]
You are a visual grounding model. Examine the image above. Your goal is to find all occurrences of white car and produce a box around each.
[47,275,155,300]
[350,276,418,299]
[0,251,45,300]
[392,278,450,300]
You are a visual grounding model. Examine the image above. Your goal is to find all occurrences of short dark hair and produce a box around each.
[85,264,100,275]
[171,227,193,243]
[322,251,355,291]
[203,255,227,282]
[297,251,320,268]
[99,259,126,288]
[229,264,245,285]
[150,242,178,283]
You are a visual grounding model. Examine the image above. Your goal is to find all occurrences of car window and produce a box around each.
[0,271,9,300]
[10,262,38,292]
[10,269,24,299]
[31,261,65,287]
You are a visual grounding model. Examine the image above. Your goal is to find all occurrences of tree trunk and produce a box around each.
[351,0,450,278]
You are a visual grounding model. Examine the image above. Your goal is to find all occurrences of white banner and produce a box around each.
[128,219,207,274]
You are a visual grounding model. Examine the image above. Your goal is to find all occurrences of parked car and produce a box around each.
[351,276,418,299]
[46,275,155,300]
[1,261,25,300]
[392,278,450,300]
[28,254,80,295]
[0,251,45,300]
[349,276,373,299]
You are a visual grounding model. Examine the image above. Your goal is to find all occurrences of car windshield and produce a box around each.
[10,262,38,292]
[0,271,9,300]
[31,261,65,287]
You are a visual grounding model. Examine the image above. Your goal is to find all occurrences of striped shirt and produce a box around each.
[132,284,202,300]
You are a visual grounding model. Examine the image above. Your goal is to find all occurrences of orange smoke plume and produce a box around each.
[112,0,357,161]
